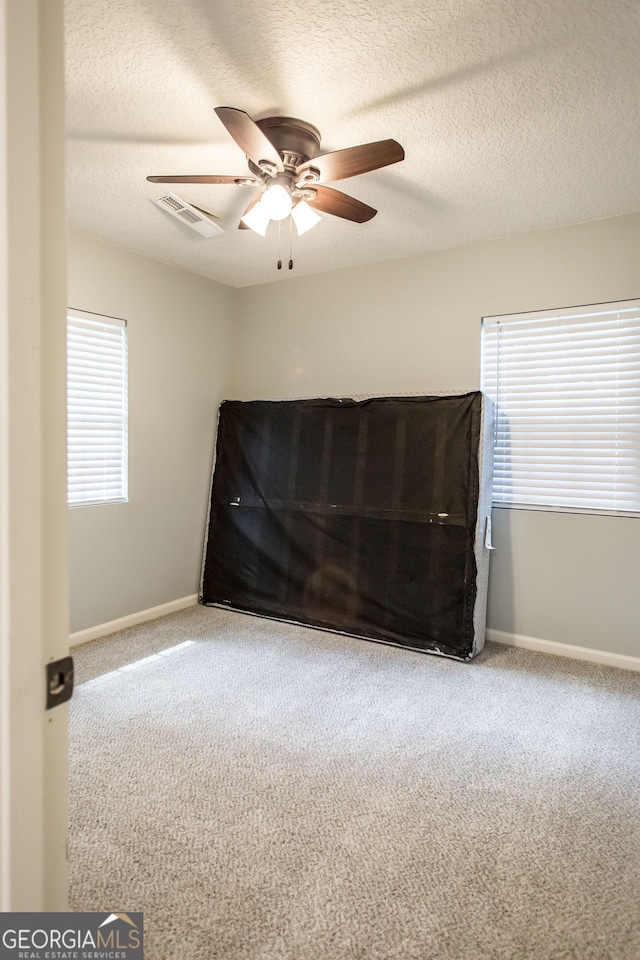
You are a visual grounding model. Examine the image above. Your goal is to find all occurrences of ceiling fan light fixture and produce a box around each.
[240,201,271,236]
[260,184,292,221]
[148,108,404,255]
[291,199,321,236]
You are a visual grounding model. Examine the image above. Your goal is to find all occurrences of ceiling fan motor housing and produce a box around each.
[253,116,321,168]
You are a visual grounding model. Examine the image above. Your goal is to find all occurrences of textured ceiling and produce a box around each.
[65,0,640,288]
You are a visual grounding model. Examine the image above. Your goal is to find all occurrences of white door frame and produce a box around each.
[0,0,68,910]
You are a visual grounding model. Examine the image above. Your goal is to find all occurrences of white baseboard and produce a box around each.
[69,594,199,647]
[69,604,639,672]
[486,628,640,673]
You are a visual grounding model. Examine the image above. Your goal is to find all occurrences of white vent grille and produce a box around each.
[151,193,224,238]
[157,195,183,212]
[177,208,200,224]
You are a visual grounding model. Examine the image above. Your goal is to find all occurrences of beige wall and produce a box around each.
[235,213,640,658]
[67,215,640,657]
[67,232,236,633]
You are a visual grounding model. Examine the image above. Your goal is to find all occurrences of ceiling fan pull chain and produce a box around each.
[277,219,282,270]
[288,216,293,270]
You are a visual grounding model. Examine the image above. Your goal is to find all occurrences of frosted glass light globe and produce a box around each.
[291,200,321,235]
[240,202,270,236]
[261,184,292,221]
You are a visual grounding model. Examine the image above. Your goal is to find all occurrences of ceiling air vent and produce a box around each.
[151,193,224,238]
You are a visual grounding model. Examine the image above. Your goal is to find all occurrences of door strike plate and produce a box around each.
[46,656,74,710]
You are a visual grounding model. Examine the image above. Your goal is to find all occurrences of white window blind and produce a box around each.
[67,309,128,506]
[481,300,640,517]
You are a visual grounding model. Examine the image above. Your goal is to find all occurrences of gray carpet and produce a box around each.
[69,606,640,960]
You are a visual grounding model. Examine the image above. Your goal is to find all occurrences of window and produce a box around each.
[481,299,640,517]
[67,309,128,506]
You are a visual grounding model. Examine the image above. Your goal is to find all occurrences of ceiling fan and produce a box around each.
[147,106,405,241]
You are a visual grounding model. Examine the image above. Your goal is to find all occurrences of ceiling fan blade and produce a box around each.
[296,139,404,183]
[147,175,257,185]
[189,203,220,220]
[215,107,284,173]
[306,185,377,223]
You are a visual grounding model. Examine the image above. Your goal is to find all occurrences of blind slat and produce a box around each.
[67,310,128,506]
[482,300,640,516]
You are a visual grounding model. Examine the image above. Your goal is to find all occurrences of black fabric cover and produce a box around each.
[201,393,483,659]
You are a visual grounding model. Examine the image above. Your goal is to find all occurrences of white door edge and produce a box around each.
[0,0,68,911]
